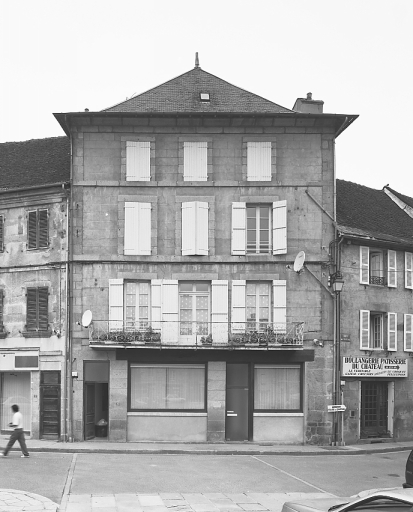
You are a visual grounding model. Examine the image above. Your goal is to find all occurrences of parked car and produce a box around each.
[281,488,413,512]
[404,450,413,488]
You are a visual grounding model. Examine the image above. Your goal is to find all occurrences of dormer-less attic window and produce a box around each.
[200,93,210,102]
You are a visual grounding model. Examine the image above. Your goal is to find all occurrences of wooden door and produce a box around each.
[226,364,249,441]
[84,383,96,440]
[40,371,60,439]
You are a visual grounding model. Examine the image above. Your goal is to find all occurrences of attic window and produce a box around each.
[200,93,210,103]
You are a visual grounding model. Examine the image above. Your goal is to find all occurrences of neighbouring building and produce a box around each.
[53,62,357,444]
[336,180,413,444]
[0,137,70,440]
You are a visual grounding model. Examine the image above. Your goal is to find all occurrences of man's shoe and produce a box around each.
[21,454,29,458]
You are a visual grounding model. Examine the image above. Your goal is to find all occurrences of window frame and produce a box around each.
[124,281,151,330]
[27,208,49,250]
[128,363,207,412]
[126,141,151,182]
[178,282,211,340]
[246,282,271,332]
[25,287,49,333]
[183,141,208,182]
[246,204,271,254]
[247,141,272,181]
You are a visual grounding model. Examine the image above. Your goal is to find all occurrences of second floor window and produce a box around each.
[183,142,207,181]
[28,209,48,250]
[124,202,151,256]
[247,142,272,181]
[26,287,49,332]
[126,141,151,181]
[360,246,397,287]
[125,282,150,329]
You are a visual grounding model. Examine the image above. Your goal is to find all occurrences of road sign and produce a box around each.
[328,405,346,412]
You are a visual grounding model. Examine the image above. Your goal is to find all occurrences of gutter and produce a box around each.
[0,182,70,195]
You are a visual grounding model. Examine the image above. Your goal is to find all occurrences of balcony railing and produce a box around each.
[370,275,385,286]
[88,321,304,348]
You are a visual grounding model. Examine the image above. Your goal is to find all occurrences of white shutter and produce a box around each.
[273,201,287,255]
[231,280,246,332]
[212,280,229,344]
[360,247,370,284]
[272,280,287,333]
[405,252,413,289]
[247,142,272,181]
[387,250,397,288]
[151,279,162,331]
[196,202,209,255]
[360,310,370,349]
[404,314,413,351]
[124,202,151,255]
[182,202,196,255]
[231,202,246,255]
[387,312,397,351]
[162,280,179,344]
[109,279,124,330]
[126,141,151,181]
[184,142,207,181]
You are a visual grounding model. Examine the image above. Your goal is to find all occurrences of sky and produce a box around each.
[1,0,412,194]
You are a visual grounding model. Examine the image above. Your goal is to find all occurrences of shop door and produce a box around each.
[40,371,60,439]
[84,383,95,440]
[361,381,388,438]
[226,364,249,441]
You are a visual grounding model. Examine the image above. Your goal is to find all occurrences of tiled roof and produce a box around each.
[0,137,70,191]
[103,67,293,114]
[336,179,413,246]
[385,186,413,209]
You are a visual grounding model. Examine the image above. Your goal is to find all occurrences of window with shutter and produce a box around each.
[387,312,397,351]
[387,250,397,288]
[109,279,124,330]
[404,314,413,351]
[126,141,151,181]
[0,215,4,252]
[360,310,370,349]
[124,202,151,255]
[247,142,272,181]
[183,142,207,181]
[360,247,369,284]
[182,201,209,256]
[125,281,150,330]
[27,209,48,250]
[26,287,49,332]
[405,252,413,289]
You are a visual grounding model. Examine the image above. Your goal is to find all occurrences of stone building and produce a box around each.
[0,137,70,439]
[336,180,413,444]
[54,63,357,444]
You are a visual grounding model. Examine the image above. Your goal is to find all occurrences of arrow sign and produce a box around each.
[384,365,400,370]
[328,405,346,412]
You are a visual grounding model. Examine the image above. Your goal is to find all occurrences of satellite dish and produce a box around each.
[81,310,93,328]
[293,251,306,273]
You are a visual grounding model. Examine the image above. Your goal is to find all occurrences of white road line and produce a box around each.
[252,456,334,495]
[58,452,78,511]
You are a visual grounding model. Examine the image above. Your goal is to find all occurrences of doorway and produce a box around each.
[83,361,109,440]
[40,371,61,439]
[226,363,250,441]
[361,381,389,438]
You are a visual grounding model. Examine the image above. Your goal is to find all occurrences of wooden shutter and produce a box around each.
[231,202,246,255]
[405,252,413,289]
[38,209,48,248]
[211,280,229,344]
[182,202,196,255]
[126,141,151,181]
[404,314,413,351]
[272,280,287,332]
[137,203,151,255]
[196,202,209,255]
[124,202,151,255]
[0,289,3,326]
[231,280,246,332]
[273,201,287,255]
[247,142,271,181]
[360,310,370,349]
[387,250,397,288]
[360,246,369,284]
[109,279,124,330]
[0,215,4,252]
[151,280,162,331]
[184,142,207,181]
[162,280,179,344]
[387,312,397,351]
[28,211,38,249]
[38,287,49,331]
[26,287,47,331]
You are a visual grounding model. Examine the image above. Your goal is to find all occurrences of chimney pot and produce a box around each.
[307,92,312,100]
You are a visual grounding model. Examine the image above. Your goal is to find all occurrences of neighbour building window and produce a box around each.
[27,209,48,250]
[126,141,151,181]
[124,202,151,255]
[26,287,49,332]
[0,215,4,252]
[130,364,206,410]
[125,282,150,329]
[254,365,301,411]
[179,283,210,338]
[183,142,207,181]
[247,142,272,181]
[360,310,397,350]
[181,201,209,255]
[359,247,397,287]
[405,252,413,289]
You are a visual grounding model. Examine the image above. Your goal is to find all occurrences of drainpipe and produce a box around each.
[61,185,70,442]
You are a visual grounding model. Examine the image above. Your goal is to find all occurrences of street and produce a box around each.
[0,450,408,507]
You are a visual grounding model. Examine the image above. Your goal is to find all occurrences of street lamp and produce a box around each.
[331,271,344,294]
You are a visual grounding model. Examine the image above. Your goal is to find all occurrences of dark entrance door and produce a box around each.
[361,381,388,438]
[84,383,96,440]
[226,363,249,441]
[40,371,61,439]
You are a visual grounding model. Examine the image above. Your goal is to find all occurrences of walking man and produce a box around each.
[1,404,30,457]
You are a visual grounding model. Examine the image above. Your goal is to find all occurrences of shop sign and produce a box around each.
[328,404,346,412]
[342,356,408,378]
[341,333,351,342]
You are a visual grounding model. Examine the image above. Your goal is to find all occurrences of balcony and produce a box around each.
[88,321,304,349]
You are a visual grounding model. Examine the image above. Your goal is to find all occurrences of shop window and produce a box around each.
[179,282,210,339]
[25,287,49,334]
[0,372,31,433]
[125,281,150,329]
[27,209,48,250]
[130,364,206,410]
[254,365,301,411]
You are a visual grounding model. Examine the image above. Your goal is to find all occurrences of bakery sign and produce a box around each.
[342,356,408,378]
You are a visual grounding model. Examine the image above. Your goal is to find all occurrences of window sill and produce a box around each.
[22,330,52,338]
[253,412,304,417]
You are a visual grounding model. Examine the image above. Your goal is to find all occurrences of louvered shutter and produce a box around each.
[231,202,246,255]
[28,211,38,249]
[196,202,209,255]
[247,142,272,181]
[0,289,3,326]
[182,202,196,255]
[137,203,151,255]
[184,142,207,181]
[387,250,397,288]
[404,314,413,351]
[387,312,397,351]
[360,310,370,349]
[126,141,151,181]
[360,247,370,284]
[273,280,287,333]
[26,288,38,331]
[109,279,124,330]
[0,215,4,252]
[162,280,179,344]
[38,209,48,248]
[38,287,49,330]
[124,202,151,255]
[151,280,162,331]
[405,252,413,289]
[231,280,246,333]
[273,201,287,255]
[212,280,229,344]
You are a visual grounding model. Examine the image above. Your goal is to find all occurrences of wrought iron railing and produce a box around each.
[370,275,385,286]
[88,321,304,348]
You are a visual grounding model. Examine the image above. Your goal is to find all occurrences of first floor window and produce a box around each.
[125,282,150,329]
[26,287,49,332]
[27,209,48,250]
[179,282,210,336]
[246,283,270,331]
[130,364,205,410]
[254,365,301,411]
[247,205,271,254]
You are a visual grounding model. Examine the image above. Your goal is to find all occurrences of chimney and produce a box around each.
[293,92,324,114]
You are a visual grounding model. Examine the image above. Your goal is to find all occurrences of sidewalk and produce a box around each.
[0,489,58,511]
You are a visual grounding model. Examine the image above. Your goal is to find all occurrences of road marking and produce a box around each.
[59,453,78,512]
[252,456,334,494]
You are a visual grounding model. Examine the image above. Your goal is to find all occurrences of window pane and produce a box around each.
[179,283,192,292]
[254,366,300,410]
[131,367,166,409]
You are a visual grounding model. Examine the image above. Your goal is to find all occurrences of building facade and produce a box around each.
[0,137,70,440]
[54,65,356,444]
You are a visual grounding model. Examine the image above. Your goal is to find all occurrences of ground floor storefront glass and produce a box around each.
[0,372,31,434]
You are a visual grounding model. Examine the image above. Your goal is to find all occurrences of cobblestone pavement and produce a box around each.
[0,489,58,511]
